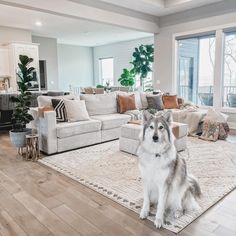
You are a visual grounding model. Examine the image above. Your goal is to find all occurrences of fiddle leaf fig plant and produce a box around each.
[118,69,135,87]
[131,44,154,89]
[118,44,154,90]
[10,55,35,132]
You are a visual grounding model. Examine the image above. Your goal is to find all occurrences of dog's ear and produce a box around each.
[142,110,153,123]
[163,110,172,125]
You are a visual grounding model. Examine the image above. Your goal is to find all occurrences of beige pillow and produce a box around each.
[64,99,90,122]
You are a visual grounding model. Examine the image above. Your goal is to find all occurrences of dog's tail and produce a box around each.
[188,174,201,198]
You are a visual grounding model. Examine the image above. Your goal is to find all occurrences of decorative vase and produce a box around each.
[9,128,32,148]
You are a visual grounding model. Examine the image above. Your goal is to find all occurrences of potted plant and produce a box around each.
[118,44,154,91]
[118,68,135,90]
[131,44,154,90]
[9,55,35,148]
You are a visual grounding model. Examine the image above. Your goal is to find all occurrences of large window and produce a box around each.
[223,32,236,107]
[99,58,114,86]
[177,35,215,106]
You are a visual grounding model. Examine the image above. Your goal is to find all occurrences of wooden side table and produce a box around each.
[25,134,40,161]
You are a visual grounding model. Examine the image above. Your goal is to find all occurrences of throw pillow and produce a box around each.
[146,94,164,110]
[200,120,219,141]
[64,99,90,122]
[162,95,179,109]
[203,108,229,122]
[117,94,137,113]
[51,99,67,122]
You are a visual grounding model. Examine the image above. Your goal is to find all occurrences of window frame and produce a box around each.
[173,23,236,113]
[98,57,114,86]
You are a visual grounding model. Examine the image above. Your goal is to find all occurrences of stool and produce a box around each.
[25,134,40,161]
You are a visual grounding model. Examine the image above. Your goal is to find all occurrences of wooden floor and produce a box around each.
[0,132,236,236]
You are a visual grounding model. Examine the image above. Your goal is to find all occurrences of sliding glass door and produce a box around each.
[177,35,215,105]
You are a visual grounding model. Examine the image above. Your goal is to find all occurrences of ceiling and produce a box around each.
[88,0,224,17]
[0,4,152,46]
[0,0,228,46]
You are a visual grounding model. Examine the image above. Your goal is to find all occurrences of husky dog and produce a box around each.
[138,111,201,228]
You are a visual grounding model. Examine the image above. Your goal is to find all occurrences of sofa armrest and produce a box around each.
[39,111,57,154]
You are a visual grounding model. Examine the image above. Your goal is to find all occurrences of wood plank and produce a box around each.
[13,190,80,236]
[67,187,165,236]
[52,204,103,236]
[0,210,27,236]
[0,187,51,236]
[0,170,22,194]
[214,225,236,236]
[55,190,135,236]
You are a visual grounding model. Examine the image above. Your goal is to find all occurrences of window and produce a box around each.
[99,58,114,86]
[223,32,236,107]
[177,35,215,106]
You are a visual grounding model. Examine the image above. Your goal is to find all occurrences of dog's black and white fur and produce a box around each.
[137,111,201,228]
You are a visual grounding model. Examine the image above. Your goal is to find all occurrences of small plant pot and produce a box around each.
[9,129,32,148]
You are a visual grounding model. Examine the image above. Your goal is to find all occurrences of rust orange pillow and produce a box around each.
[117,94,137,113]
[162,95,179,109]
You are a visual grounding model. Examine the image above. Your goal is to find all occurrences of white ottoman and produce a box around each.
[119,122,188,155]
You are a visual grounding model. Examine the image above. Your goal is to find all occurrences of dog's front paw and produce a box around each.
[174,209,183,219]
[139,208,149,219]
[154,217,163,228]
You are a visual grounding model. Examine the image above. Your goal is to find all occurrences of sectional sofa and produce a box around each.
[37,92,192,155]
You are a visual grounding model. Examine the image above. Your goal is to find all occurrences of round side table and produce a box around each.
[25,134,40,161]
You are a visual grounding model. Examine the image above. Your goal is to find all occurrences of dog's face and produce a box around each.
[142,111,172,148]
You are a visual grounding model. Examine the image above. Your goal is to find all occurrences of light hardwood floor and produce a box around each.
[0,131,236,236]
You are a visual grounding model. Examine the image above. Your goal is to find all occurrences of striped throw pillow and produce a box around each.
[51,99,67,122]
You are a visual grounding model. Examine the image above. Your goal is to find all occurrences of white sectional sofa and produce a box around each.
[37,92,203,155]
[38,92,144,154]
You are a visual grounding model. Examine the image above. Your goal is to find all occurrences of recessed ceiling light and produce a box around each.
[35,21,42,26]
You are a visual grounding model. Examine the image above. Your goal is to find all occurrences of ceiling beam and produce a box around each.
[0,0,159,33]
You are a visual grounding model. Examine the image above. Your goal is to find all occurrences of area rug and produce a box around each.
[39,137,236,233]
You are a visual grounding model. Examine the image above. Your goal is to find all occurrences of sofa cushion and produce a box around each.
[146,94,164,110]
[56,119,101,138]
[80,93,117,115]
[64,99,90,122]
[91,114,131,130]
[117,94,137,113]
[51,99,68,122]
[115,91,143,109]
[162,95,179,109]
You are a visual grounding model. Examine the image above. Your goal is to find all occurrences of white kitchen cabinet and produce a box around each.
[7,42,40,91]
[0,48,10,77]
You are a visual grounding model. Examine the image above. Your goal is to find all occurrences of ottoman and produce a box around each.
[119,122,188,155]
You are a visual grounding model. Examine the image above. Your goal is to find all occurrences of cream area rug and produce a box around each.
[39,137,236,233]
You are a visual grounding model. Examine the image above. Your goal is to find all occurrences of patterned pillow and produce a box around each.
[200,120,219,141]
[51,99,67,122]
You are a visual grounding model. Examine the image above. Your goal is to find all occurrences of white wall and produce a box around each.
[155,11,236,93]
[0,26,32,45]
[32,36,59,90]
[57,44,94,91]
[93,36,154,86]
